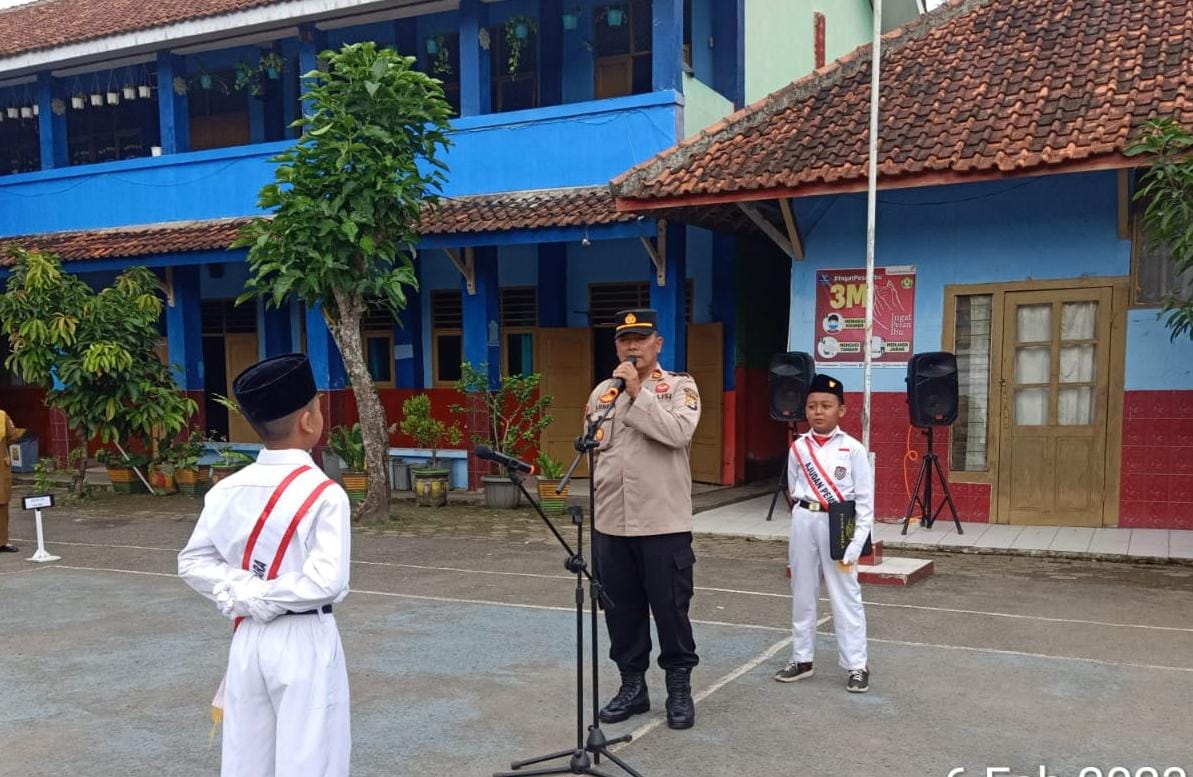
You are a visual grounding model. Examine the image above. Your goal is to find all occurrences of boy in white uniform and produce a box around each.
[179,353,353,776]
[774,373,873,693]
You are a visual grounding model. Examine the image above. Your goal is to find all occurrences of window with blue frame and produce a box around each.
[0,105,39,175]
[593,0,652,99]
[362,306,396,388]
[65,79,161,165]
[187,68,250,151]
[501,286,538,376]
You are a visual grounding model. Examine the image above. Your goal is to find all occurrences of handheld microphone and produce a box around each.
[474,444,536,475]
[605,355,639,399]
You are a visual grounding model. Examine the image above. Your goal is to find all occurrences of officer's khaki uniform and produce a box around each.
[0,410,26,548]
[585,368,702,672]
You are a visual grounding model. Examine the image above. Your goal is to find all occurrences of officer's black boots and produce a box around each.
[599,671,651,723]
[664,668,695,730]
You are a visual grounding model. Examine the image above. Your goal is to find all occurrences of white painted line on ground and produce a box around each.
[819,630,1193,675]
[41,565,1193,675]
[613,635,794,752]
[32,544,1193,634]
[0,564,53,577]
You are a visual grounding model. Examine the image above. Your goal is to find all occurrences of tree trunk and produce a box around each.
[327,291,392,523]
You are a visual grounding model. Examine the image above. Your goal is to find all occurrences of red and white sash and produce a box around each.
[790,436,845,509]
[234,464,334,630]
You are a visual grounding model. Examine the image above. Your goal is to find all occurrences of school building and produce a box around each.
[612,0,1193,528]
[0,0,921,487]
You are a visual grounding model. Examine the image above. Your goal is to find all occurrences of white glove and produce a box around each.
[841,542,864,566]
[212,578,286,623]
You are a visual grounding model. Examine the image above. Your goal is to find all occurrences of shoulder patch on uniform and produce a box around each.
[683,387,699,410]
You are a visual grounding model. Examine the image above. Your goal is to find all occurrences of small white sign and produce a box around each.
[23,494,54,510]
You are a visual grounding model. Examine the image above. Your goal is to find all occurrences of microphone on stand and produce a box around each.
[474,444,536,475]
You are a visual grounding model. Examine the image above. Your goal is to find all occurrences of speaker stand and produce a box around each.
[766,422,800,521]
[901,426,963,534]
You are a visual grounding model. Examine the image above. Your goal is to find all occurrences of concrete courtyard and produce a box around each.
[2,496,1192,777]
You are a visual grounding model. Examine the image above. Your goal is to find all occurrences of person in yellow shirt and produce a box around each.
[0,409,27,552]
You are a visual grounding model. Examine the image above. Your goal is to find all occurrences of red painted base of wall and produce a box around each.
[1120,391,1193,529]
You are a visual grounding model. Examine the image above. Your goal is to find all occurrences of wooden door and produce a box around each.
[224,333,260,443]
[686,323,724,484]
[537,328,594,472]
[996,287,1112,526]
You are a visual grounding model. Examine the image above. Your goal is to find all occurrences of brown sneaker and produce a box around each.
[773,661,814,683]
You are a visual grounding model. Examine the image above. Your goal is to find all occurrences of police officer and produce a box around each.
[0,408,26,553]
[586,309,701,730]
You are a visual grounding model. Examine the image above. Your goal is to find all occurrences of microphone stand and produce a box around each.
[493,405,643,777]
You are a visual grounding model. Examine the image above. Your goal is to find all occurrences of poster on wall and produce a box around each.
[813,265,916,364]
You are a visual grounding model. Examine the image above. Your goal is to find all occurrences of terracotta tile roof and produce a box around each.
[420,186,636,235]
[0,0,292,59]
[0,218,250,264]
[0,187,634,264]
[612,0,1193,207]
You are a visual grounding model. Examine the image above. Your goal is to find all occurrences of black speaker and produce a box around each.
[769,352,815,422]
[907,352,959,427]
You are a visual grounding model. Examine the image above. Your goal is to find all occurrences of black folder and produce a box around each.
[828,500,872,561]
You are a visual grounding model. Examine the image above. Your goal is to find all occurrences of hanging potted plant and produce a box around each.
[328,423,368,504]
[172,76,188,96]
[562,7,581,30]
[259,52,286,81]
[453,363,554,510]
[234,60,264,97]
[399,393,462,508]
[504,15,538,76]
[50,98,66,116]
[137,66,153,99]
[427,35,452,77]
[600,4,626,27]
[71,92,85,110]
[535,453,568,513]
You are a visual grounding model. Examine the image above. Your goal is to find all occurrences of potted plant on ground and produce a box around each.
[170,430,211,497]
[328,423,368,504]
[453,363,554,509]
[399,394,462,508]
[97,448,151,494]
[148,449,177,495]
[210,441,255,484]
[535,452,568,513]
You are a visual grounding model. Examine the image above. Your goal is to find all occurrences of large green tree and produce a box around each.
[0,249,197,487]
[1126,117,1193,340]
[235,42,453,521]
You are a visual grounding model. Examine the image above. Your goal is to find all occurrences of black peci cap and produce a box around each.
[232,353,318,423]
[807,372,845,402]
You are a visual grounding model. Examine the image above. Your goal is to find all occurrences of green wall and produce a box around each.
[745,0,874,104]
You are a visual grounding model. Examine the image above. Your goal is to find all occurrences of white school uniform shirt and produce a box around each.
[787,426,875,549]
[178,448,351,611]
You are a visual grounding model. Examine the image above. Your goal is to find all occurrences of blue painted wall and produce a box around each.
[787,170,1193,392]
[0,92,679,236]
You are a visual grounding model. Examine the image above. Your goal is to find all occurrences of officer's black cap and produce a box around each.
[613,308,659,339]
[232,353,318,423]
[807,373,845,403]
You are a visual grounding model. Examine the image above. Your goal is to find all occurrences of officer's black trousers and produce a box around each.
[595,530,699,674]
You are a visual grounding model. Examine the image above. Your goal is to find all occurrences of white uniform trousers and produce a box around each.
[222,612,350,777]
[788,506,868,670]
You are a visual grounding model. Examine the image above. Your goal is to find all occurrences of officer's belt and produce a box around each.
[793,498,828,513]
[283,604,334,616]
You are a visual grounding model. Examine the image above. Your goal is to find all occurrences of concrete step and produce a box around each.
[859,540,884,566]
[784,553,934,587]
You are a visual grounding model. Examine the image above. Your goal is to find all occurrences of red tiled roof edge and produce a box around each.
[0,187,631,265]
[609,0,988,199]
[0,0,292,60]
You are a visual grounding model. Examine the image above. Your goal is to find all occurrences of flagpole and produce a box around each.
[862,0,882,453]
